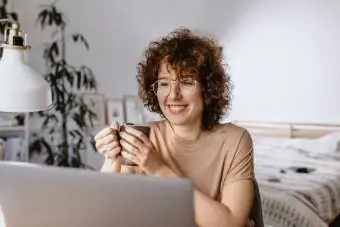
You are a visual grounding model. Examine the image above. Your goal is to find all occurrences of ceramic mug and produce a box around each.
[117,123,150,166]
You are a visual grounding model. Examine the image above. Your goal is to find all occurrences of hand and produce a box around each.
[119,126,166,175]
[94,122,141,174]
[94,121,121,160]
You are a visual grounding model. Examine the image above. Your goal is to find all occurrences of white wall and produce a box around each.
[11,0,249,98]
[224,0,340,124]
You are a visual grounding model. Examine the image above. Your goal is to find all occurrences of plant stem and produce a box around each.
[61,25,66,61]
[61,113,68,165]
[60,24,68,165]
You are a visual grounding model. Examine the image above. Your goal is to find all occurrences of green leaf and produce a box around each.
[80,35,89,50]
[63,68,74,86]
[29,139,42,155]
[76,71,82,89]
[49,127,56,134]
[72,34,79,42]
[36,9,49,29]
[8,12,18,21]
[71,33,89,50]
[69,130,76,138]
[42,114,58,128]
[74,130,83,138]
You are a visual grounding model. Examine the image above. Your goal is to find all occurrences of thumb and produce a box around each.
[110,121,120,131]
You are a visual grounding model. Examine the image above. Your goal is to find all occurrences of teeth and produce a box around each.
[168,105,186,113]
[169,105,185,111]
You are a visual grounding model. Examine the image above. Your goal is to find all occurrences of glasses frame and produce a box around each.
[151,78,199,96]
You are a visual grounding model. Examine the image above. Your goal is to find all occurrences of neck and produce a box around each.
[170,122,203,141]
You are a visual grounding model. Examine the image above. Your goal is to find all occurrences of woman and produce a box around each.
[94,27,255,227]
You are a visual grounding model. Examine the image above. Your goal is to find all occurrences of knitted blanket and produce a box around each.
[254,141,340,227]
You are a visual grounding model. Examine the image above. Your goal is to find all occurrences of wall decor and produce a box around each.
[106,98,125,124]
[123,95,144,124]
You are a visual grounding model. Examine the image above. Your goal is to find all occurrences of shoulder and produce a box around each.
[214,123,252,141]
[211,123,253,154]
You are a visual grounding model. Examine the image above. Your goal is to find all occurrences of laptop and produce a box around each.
[0,161,195,227]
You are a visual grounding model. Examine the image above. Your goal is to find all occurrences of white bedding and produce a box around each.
[254,134,340,227]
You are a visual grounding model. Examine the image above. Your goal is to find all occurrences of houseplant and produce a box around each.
[29,2,99,168]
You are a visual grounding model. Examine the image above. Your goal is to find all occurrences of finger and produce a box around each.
[96,134,117,152]
[110,121,120,131]
[95,140,106,150]
[123,126,149,144]
[119,131,144,148]
[120,139,141,156]
[121,151,139,166]
[95,140,104,150]
[105,145,121,159]
[104,134,117,144]
[103,140,119,151]
[94,127,113,141]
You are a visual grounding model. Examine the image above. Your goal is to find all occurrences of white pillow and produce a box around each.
[280,132,340,153]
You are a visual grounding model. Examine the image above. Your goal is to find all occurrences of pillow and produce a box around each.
[280,132,340,153]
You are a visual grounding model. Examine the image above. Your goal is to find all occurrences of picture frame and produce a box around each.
[81,93,106,127]
[106,98,125,124]
[123,95,145,124]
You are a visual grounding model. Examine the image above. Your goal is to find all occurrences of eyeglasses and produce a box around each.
[152,78,199,96]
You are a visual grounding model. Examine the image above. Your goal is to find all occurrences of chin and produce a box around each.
[162,105,199,126]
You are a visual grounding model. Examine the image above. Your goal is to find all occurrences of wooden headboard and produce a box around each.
[233,121,340,139]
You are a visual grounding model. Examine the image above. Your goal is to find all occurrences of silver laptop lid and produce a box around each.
[0,161,195,227]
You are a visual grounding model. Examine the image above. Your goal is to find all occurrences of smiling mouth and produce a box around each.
[167,105,188,114]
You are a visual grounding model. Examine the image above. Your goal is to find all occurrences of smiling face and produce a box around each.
[154,62,204,127]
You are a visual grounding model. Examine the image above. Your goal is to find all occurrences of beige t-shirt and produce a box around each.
[148,120,254,201]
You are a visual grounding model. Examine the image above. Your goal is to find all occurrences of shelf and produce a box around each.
[0,126,25,138]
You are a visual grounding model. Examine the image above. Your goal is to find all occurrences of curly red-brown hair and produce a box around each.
[136,27,232,130]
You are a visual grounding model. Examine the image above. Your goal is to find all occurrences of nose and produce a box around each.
[167,81,182,100]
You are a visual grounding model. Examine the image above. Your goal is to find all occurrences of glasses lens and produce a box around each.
[154,79,170,95]
[152,79,197,95]
[179,79,196,94]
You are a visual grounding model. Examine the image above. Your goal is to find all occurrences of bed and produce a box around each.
[233,121,340,227]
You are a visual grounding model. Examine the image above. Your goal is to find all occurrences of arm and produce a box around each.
[156,130,255,227]
[157,168,253,227]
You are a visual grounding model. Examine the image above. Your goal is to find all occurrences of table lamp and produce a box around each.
[0,19,53,113]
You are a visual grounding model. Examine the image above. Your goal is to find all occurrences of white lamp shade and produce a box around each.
[0,48,53,112]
